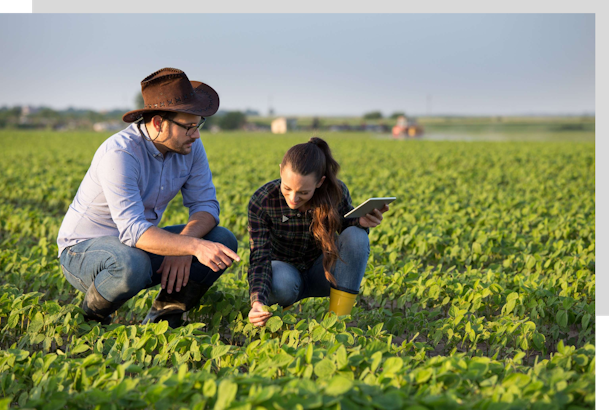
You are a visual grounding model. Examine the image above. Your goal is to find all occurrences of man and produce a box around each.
[57,67,240,328]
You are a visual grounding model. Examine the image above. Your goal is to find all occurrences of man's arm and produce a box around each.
[135,212,238,293]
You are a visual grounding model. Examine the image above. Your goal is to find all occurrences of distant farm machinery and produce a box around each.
[392,115,424,138]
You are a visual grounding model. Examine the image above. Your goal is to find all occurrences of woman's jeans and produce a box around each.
[267,226,370,307]
[59,225,238,303]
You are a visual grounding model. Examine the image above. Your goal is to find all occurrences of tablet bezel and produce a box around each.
[344,197,396,219]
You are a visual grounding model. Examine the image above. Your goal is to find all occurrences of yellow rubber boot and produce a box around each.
[329,288,357,316]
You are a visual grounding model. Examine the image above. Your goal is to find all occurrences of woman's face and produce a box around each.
[280,164,325,210]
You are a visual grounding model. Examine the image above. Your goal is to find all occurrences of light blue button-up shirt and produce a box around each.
[57,122,220,257]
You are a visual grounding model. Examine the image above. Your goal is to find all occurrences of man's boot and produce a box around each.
[329,287,358,316]
[142,282,209,328]
[82,282,127,325]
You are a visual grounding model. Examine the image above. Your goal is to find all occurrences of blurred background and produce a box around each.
[0,13,595,141]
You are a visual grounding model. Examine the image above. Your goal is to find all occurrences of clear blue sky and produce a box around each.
[0,14,595,116]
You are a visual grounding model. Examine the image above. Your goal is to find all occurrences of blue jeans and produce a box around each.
[267,226,370,307]
[59,225,238,303]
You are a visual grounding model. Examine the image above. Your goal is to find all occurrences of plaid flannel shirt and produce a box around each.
[247,178,366,306]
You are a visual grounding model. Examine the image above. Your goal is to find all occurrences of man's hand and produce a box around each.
[158,255,193,294]
[194,239,240,272]
[359,204,389,228]
[248,301,272,327]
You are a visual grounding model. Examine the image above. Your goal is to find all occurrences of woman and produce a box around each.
[247,137,389,327]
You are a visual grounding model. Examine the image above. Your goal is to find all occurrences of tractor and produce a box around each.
[392,115,424,138]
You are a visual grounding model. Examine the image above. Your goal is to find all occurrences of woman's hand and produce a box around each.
[359,204,389,228]
[248,301,272,327]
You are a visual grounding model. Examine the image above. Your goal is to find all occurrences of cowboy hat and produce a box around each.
[122,67,220,123]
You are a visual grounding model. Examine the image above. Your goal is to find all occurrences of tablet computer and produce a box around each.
[344,197,396,219]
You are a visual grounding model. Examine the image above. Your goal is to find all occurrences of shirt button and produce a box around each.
[161,186,164,190]
[297,213,301,217]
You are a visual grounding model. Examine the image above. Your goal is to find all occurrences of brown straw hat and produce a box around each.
[122,67,220,123]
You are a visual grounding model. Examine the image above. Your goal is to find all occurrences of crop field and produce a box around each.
[0,130,595,409]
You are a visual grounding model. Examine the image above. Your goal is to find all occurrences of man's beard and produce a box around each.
[166,133,196,155]
[176,139,196,154]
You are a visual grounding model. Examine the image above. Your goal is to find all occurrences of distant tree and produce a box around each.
[219,111,247,130]
[0,106,21,128]
[363,111,383,120]
[134,93,145,110]
[312,117,321,130]
[390,112,406,119]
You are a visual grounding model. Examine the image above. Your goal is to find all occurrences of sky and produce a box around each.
[0,13,595,117]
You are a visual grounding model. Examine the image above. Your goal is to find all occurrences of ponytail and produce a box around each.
[281,137,343,286]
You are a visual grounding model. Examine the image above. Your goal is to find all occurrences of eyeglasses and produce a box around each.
[162,116,206,136]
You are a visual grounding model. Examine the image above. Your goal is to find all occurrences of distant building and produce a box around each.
[271,117,297,134]
[271,118,287,134]
[21,106,40,117]
[19,105,41,124]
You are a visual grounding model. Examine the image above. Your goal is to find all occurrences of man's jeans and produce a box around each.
[267,226,370,307]
[59,225,238,303]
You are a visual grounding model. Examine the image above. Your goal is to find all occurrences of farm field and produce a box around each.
[0,130,595,409]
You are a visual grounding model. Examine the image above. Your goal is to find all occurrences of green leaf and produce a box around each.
[210,345,230,360]
[502,372,530,388]
[266,316,283,333]
[325,375,353,396]
[533,333,545,351]
[472,242,482,254]
[0,397,13,410]
[556,310,568,328]
[502,299,516,315]
[321,314,338,330]
[314,358,336,379]
[370,351,383,373]
[153,321,169,335]
[389,252,398,264]
[28,312,44,334]
[525,255,536,269]
[582,313,591,330]
[203,379,216,398]
[82,353,103,367]
[311,326,326,342]
[214,380,237,410]
[415,368,433,384]
[271,351,294,368]
[282,314,297,325]
[71,343,90,355]
[428,285,440,299]
[306,343,313,364]
[381,357,403,375]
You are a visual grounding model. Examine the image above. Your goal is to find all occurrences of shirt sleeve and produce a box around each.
[180,140,220,224]
[97,149,154,247]
[247,191,273,306]
[338,181,369,234]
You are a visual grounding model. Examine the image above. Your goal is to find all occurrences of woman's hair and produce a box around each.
[281,137,342,286]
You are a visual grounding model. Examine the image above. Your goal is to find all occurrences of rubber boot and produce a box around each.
[142,282,209,328]
[329,288,357,316]
[81,282,127,325]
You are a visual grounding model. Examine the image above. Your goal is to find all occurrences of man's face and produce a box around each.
[157,112,202,155]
